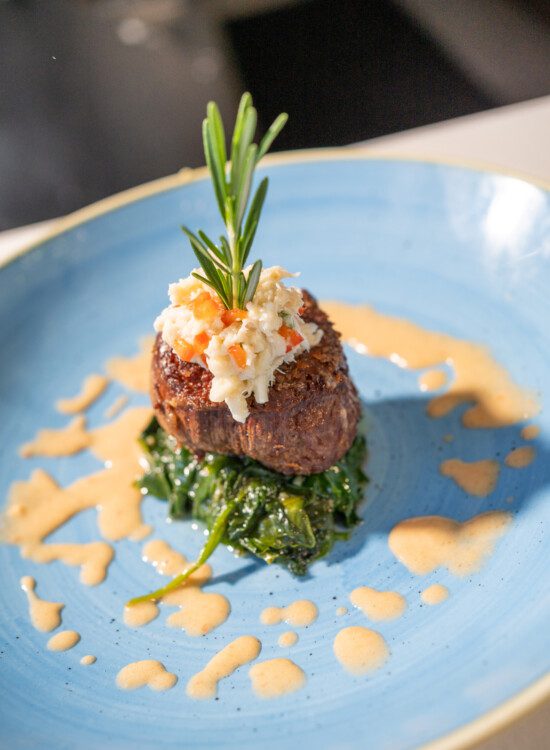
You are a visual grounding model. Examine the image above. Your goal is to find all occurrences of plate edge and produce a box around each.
[2,146,550,272]
[419,672,550,750]
[2,145,550,750]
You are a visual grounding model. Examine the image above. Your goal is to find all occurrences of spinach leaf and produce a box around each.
[129,418,367,604]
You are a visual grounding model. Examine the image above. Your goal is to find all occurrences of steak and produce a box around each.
[150,291,361,475]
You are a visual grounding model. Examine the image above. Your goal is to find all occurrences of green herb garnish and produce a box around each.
[182,93,288,310]
[127,418,367,605]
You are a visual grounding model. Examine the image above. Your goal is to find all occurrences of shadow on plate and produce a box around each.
[204,392,548,585]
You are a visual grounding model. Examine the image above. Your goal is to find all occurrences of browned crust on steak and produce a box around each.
[150,291,361,474]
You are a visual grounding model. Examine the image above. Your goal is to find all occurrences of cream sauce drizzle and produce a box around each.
[128,539,228,636]
[80,655,96,666]
[56,374,108,414]
[260,600,318,627]
[47,630,80,651]
[186,636,261,700]
[333,626,389,675]
[421,584,449,605]
[104,395,129,419]
[505,446,536,469]
[1,407,152,550]
[0,319,535,698]
[164,587,230,637]
[388,511,512,576]
[419,369,447,392]
[142,538,211,583]
[440,458,500,497]
[19,416,90,458]
[116,660,177,691]
[521,425,540,441]
[129,524,153,542]
[22,541,114,586]
[278,631,298,648]
[20,576,64,632]
[349,586,406,621]
[322,301,539,428]
[249,658,306,698]
[123,601,159,628]
[106,337,153,393]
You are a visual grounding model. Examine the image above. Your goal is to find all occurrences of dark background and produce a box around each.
[1,0,549,230]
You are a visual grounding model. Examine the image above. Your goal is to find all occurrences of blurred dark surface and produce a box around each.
[227,0,495,150]
[0,0,549,230]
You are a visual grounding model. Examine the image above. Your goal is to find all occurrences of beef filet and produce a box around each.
[150,291,361,475]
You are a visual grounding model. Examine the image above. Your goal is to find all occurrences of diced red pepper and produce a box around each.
[221,308,248,327]
[278,324,304,352]
[228,343,247,368]
[173,337,194,362]
[192,291,223,322]
[193,331,211,355]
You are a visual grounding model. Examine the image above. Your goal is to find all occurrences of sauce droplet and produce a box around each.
[123,601,159,628]
[104,395,129,420]
[418,369,447,392]
[80,655,96,666]
[20,576,64,632]
[521,425,540,441]
[249,658,306,698]
[19,416,90,458]
[388,511,512,576]
[47,630,80,651]
[349,587,406,621]
[440,458,499,497]
[142,538,211,582]
[260,600,318,627]
[333,626,389,675]
[336,606,348,617]
[421,584,449,605]
[322,301,539,428]
[56,374,108,414]
[505,446,536,469]
[278,631,298,648]
[106,338,153,393]
[187,636,261,700]
[22,542,114,586]
[164,587,230,637]
[116,660,177,691]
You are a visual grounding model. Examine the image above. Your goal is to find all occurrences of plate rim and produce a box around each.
[2,146,549,750]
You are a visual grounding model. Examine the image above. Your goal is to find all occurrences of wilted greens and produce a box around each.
[128,418,367,605]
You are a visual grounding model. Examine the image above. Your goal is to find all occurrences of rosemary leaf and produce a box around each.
[257,112,288,162]
[230,92,252,190]
[243,260,262,305]
[241,177,268,265]
[198,230,227,266]
[202,121,226,218]
[182,93,287,308]
[206,101,227,175]
[181,227,227,273]
[235,143,257,230]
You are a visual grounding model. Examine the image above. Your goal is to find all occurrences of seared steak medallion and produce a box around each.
[151,291,360,475]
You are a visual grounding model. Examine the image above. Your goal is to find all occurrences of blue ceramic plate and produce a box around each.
[1,153,549,750]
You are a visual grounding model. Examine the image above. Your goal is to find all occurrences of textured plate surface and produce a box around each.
[1,155,549,750]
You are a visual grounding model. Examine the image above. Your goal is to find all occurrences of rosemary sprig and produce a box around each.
[182,93,287,309]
